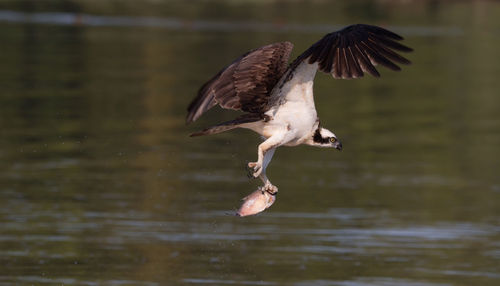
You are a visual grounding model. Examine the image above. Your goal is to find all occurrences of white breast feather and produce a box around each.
[261,61,320,145]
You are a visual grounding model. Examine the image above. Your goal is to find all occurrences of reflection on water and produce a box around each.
[1,1,500,285]
[0,10,462,36]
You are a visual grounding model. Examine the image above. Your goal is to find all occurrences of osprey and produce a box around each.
[187,24,412,194]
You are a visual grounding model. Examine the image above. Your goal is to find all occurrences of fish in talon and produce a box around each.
[237,188,276,217]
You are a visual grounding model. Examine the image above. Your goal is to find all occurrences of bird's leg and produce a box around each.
[248,134,283,181]
[258,148,278,194]
[247,142,272,177]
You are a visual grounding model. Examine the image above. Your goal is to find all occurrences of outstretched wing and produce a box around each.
[290,24,412,80]
[186,42,294,123]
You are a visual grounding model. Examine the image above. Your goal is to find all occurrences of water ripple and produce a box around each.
[293,278,452,286]
[184,278,276,285]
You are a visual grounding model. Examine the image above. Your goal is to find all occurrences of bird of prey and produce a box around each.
[187,24,412,194]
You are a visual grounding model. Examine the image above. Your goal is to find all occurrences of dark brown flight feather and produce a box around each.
[186,42,293,124]
[289,24,412,79]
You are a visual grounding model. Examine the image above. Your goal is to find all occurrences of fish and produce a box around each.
[236,188,276,217]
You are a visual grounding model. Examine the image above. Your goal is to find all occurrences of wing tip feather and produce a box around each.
[291,23,412,80]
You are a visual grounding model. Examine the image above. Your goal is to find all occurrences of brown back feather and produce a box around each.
[186,42,293,123]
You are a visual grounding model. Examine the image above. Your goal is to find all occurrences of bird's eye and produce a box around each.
[330,137,336,143]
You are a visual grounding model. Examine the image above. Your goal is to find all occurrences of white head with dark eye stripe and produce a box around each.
[308,127,342,150]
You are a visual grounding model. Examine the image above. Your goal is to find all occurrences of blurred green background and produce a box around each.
[0,1,499,285]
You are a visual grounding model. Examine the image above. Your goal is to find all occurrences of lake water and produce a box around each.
[0,1,499,285]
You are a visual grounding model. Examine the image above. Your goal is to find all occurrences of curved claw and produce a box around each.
[263,183,278,195]
[252,166,262,178]
[247,161,262,179]
[246,163,257,179]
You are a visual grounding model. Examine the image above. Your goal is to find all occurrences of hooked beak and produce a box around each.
[333,140,342,151]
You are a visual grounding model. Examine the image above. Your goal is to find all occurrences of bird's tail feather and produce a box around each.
[190,114,263,137]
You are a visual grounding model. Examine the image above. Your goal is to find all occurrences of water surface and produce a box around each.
[0,1,499,285]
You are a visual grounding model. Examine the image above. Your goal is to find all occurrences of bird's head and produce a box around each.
[308,127,342,150]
